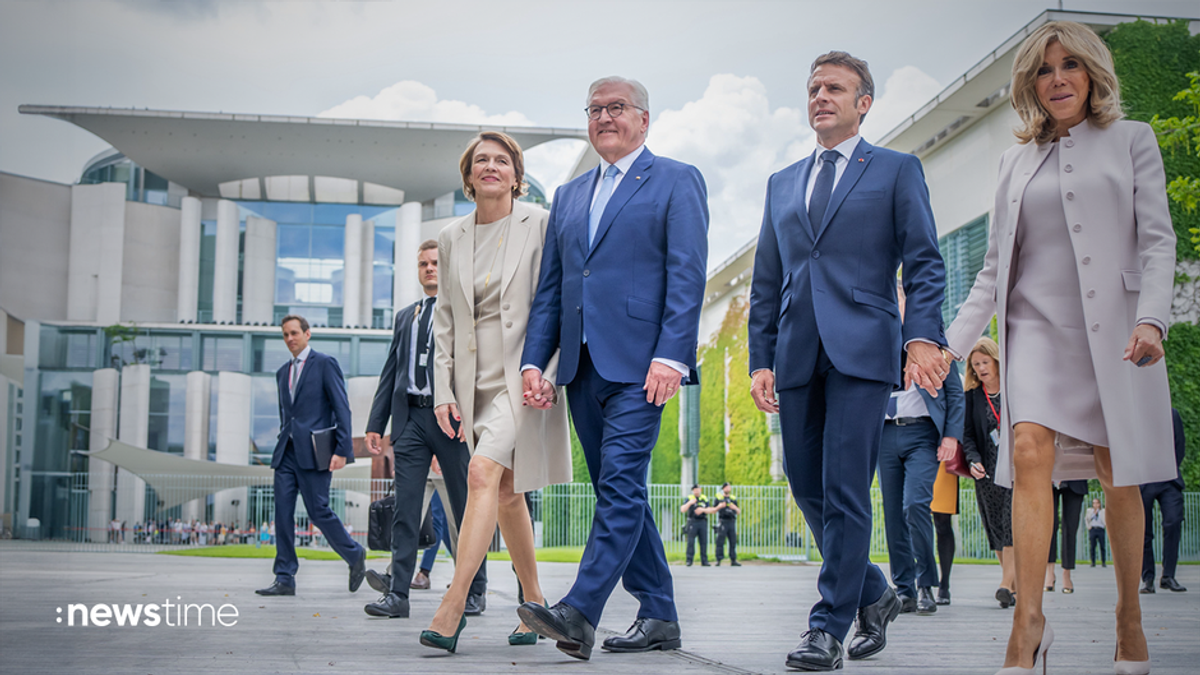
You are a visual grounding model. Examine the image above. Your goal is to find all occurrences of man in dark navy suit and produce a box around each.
[256,314,366,596]
[748,51,947,671]
[518,76,708,660]
[1140,408,1188,593]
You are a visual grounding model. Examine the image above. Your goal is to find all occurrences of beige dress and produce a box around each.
[470,216,518,469]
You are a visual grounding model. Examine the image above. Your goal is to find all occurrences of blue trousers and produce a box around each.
[877,418,940,598]
[419,491,451,572]
[562,346,676,628]
[272,443,365,585]
[778,343,891,642]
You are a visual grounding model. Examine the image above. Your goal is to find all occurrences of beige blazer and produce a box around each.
[946,119,1176,488]
[432,200,571,493]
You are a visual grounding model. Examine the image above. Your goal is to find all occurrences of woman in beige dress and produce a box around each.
[946,21,1176,675]
[419,131,571,653]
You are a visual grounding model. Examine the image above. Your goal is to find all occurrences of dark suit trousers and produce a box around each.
[685,520,708,565]
[878,418,940,597]
[389,407,485,597]
[563,346,676,627]
[272,442,365,584]
[1141,482,1184,581]
[1048,486,1084,570]
[778,342,891,642]
[716,520,738,562]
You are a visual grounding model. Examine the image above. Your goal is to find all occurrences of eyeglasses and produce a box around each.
[585,102,645,121]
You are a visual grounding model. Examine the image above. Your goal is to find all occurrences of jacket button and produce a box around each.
[1066,191,1075,200]
[576,306,581,313]
[583,269,590,277]
[1087,289,1096,298]
[1092,323,1100,332]
[1073,224,1081,232]
[1064,164,1073,173]
[502,303,510,311]
[1081,256,1091,265]
[811,249,820,259]
[505,321,513,328]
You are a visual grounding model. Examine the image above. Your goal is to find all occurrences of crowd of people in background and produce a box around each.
[105,519,279,546]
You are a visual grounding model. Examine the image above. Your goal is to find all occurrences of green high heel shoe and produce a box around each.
[419,615,467,653]
[508,600,548,645]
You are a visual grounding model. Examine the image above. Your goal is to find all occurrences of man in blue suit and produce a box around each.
[256,314,367,596]
[518,76,708,660]
[748,52,948,671]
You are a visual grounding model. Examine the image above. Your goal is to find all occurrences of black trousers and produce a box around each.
[685,520,708,564]
[1141,482,1184,581]
[389,407,486,597]
[1088,527,1107,566]
[933,512,955,591]
[1048,486,1084,570]
[716,520,738,562]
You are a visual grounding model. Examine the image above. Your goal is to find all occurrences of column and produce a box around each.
[768,413,784,482]
[212,199,240,324]
[181,371,211,524]
[359,219,375,327]
[214,372,251,526]
[393,202,422,310]
[241,216,277,325]
[342,214,363,328]
[115,364,149,532]
[347,376,381,438]
[87,368,120,543]
[176,196,202,323]
[679,386,696,491]
[67,183,127,324]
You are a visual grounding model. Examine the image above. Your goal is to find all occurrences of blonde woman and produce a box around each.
[946,21,1176,675]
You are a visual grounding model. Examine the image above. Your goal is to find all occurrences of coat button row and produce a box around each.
[811,250,821,259]
[1064,139,1074,148]
[505,321,513,328]
[502,303,510,311]
[576,306,581,313]
[1087,289,1096,298]
[1064,164,1073,173]
[1081,256,1091,265]
[1073,224,1082,232]
[1066,191,1075,200]
[583,269,590,277]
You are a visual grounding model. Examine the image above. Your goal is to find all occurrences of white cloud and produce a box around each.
[859,65,944,144]
[317,80,535,127]
[524,139,588,200]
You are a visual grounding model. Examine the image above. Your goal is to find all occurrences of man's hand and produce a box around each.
[434,403,465,442]
[937,437,957,462]
[329,454,347,471]
[750,370,779,414]
[643,362,683,407]
[365,431,383,456]
[1123,323,1164,368]
[905,342,948,397]
[523,369,553,410]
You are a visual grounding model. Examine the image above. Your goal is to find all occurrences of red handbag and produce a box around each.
[943,440,974,478]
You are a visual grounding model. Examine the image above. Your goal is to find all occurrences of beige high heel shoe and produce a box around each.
[1113,647,1150,675]
[995,619,1054,675]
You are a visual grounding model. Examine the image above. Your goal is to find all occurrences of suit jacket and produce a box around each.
[522,147,709,386]
[273,350,354,471]
[946,119,1176,488]
[961,387,996,469]
[896,357,965,441]
[366,299,428,443]
[433,200,571,493]
[749,139,946,388]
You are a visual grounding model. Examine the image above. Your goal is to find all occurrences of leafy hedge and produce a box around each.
[1165,322,1199,489]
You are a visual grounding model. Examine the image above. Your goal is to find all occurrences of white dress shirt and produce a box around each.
[289,345,312,395]
[407,297,434,396]
[887,382,931,419]
[804,135,862,208]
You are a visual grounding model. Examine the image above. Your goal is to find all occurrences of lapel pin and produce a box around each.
[635,176,641,180]
[858,158,864,162]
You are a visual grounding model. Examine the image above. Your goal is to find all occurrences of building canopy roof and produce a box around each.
[20,105,589,203]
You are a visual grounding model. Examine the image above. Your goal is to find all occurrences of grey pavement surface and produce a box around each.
[1,546,1197,674]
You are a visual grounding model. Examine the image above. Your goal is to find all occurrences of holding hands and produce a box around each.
[905,341,949,397]
[521,369,557,410]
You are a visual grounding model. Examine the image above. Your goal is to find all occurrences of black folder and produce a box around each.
[311,425,337,470]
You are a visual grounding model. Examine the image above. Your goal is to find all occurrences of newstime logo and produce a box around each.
[56,597,239,627]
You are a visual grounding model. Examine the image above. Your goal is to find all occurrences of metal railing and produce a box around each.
[12,474,1200,565]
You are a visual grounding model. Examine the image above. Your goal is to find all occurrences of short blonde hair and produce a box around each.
[1010,21,1123,145]
[964,336,1000,391]
[458,131,528,201]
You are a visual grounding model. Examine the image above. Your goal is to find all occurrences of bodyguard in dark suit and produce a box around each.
[360,240,486,618]
[519,76,708,660]
[748,51,947,671]
[1140,408,1188,593]
[256,314,366,596]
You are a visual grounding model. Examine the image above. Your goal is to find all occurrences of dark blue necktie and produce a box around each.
[415,297,434,390]
[807,149,841,235]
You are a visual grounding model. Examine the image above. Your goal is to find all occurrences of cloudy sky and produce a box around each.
[1,0,1195,267]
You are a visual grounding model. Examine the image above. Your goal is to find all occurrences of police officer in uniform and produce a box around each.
[713,482,742,566]
[680,485,712,566]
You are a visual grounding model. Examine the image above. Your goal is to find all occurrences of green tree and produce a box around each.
[1151,66,1200,254]
[650,395,682,484]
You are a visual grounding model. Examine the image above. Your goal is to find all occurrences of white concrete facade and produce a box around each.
[242,216,278,325]
[359,218,375,327]
[214,372,251,525]
[176,196,202,323]
[121,201,181,323]
[394,202,422,311]
[342,214,363,328]
[115,364,149,528]
[347,376,381,438]
[0,173,71,322]
[182,371,212,523]
[212,200,240,324]
[87,368,120,543]
[67,183,127,325]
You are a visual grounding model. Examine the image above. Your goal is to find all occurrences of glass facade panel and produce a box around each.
[307,338,350,371]
[252,335,293,373]
[251,376,280,466]
[147,374,186,455]
[939,215,989,326]
[30,371,92,539]
[152,334,193,371]
[358,338,391,377]
[39,327,98,369]
[202,335,244,372]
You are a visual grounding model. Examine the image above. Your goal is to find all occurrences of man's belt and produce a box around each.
[886,416,932,426]
[407,393,435,408]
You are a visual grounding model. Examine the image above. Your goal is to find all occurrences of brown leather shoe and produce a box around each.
[410,570,431,590]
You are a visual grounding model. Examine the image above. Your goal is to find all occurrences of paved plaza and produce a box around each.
[1,546,1196,674]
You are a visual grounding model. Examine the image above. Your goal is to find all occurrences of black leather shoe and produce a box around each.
[463,592,486,616]
[364,592,410,618]
[518,601,595,660]
[602,617,682,652]
[996,587,1015,608]
[1140,578,1156,594]
[785,628,844,671]
[349,550,367,593]
[916,587,937,615]
[701,562,711,567]
[255,581,295,596]
[731,560,742,567]
[936,587,950,606]
[847,586,900,660]
[1160,577,1187,592]
[365,569,391,595]
[897,594,917,614]
[716,560,722,566]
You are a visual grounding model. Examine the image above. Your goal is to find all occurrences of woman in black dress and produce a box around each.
[962,337,1016,607]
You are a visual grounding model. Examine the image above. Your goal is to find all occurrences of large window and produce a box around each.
[939,215,989,326]
[250,376,279,466]
[39,328,98,369]
[202,335,244,372]
[147,375,186,455]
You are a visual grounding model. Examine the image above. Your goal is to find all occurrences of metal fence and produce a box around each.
[13,474,1200,566]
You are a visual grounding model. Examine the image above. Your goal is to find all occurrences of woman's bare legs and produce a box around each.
[1093,445,1149,663]
[998,546,1016,592]
[1004,422,1055,669]
[495,467,544,631]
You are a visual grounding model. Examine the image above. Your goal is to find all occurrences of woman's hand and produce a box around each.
[969,462,987,480]
[1123,323,1164,368]
[434,403,464,442]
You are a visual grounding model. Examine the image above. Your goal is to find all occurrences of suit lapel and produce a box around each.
[501,203,533,296]
[575,167,600,258]
[588,149,654,258]
[394,304,415,390]
[793,155,816,242]
[815,141,872,242]
[1007,142,1054,237]
[292,351,317,400]
[454,215,476,317]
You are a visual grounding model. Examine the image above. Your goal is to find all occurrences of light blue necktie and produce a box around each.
[289,358,301,401]
[588,164,620,247]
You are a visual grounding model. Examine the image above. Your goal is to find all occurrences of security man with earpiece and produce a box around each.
[681,484,712,566]
[713,482,742,566]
